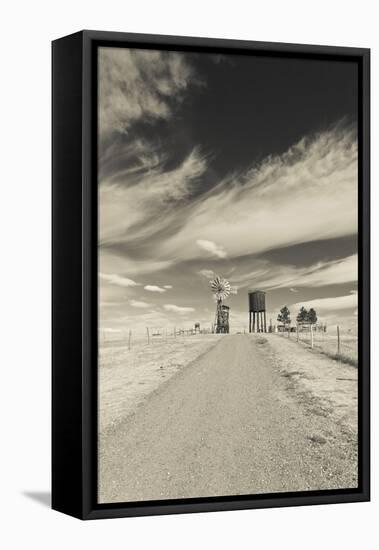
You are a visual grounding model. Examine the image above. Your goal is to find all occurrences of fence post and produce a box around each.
[146,327,150,345]
[337,325,341,355]
[128,329,132,350]
[310,324,314,349]
[288,325,290,338]
[296,323,299,342]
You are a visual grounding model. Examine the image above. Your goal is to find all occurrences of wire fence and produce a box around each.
[99,325,215,350]
[100,323,253,350]
[100,323,358,366]
[276,324,358,366]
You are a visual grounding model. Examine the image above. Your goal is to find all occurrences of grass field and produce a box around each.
[262,334,358,435]
[99,333,222,434]
[277,328,358,366]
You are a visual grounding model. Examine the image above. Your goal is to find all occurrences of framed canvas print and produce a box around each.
[52,30,370,519]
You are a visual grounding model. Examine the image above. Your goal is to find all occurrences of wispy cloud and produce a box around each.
[164,304,195,314]
[99,301,121,307]
[99,48,195,139]
[196,239,227,259]
[99,147,207,245]
[99,124,358,336]
[100,252,173,278]
[292,293,357,312]
[97,47,358,334]
[230,254,357,290]
[160,124,357,262]
[198,269,215,279]
[99,272,139,287]
[144,285,166,293]
[129,299,151,308]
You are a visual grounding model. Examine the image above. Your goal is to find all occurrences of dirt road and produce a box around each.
[99,334,357,503]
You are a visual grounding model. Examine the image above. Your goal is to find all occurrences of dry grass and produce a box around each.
[266,333,358,435]
[319,351,358,367]
[99,333,223,434]
[278,330,358,367]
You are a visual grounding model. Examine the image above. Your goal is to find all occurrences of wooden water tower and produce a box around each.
[248,290,267,333]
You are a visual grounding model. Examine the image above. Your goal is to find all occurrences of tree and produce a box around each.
[296,306,309,324]
[277,306,291,327]
[308,308,317,325]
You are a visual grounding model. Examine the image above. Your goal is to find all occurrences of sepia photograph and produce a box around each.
[97,45,359,504]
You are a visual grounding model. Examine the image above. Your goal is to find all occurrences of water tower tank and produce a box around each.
[248,290,266,312]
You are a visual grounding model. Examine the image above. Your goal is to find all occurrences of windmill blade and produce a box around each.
[210,276,231,300]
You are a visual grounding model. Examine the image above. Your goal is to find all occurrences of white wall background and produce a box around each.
[0,0,376,547]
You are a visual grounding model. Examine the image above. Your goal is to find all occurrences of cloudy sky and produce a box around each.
[98,46,358,336]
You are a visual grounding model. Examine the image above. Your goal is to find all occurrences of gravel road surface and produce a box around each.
[99,334,357,503]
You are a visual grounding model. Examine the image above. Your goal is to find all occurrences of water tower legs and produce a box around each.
[249,310,267,333]
[248,290,267,333]
[249,311,257,333]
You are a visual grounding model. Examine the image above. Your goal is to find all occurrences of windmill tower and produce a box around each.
[210,276,231,334]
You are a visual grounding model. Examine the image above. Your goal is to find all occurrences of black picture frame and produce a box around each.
[52,30,370,520]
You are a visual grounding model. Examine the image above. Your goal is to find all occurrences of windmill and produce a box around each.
[210,275,231,334]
